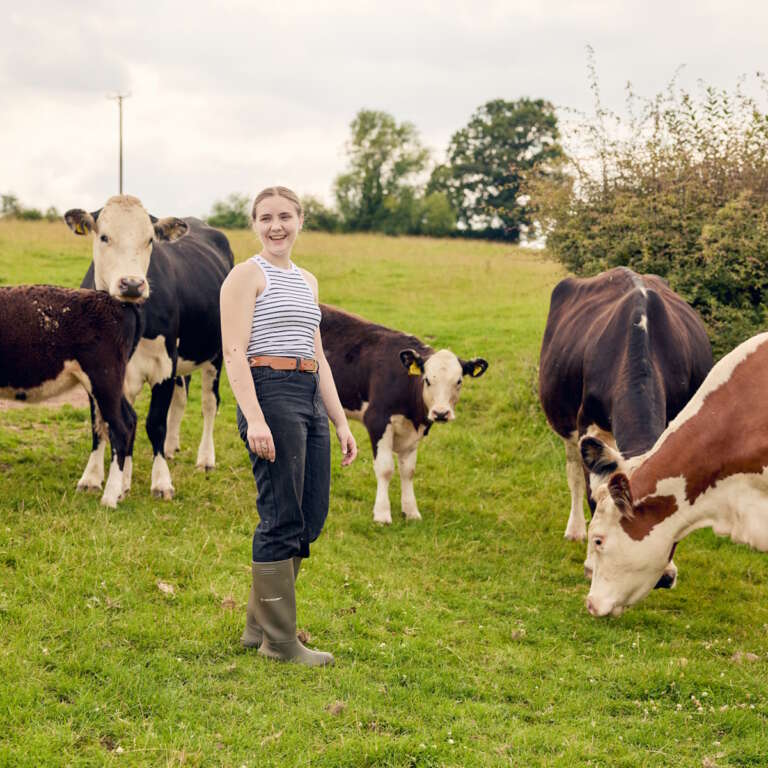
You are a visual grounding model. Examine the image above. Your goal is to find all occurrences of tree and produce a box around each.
[430,98,564,241]
[334,110,430,232]
[301,196,342,232]
[207,193,250,229]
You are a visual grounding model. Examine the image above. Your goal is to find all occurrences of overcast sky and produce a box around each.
[1,0,766,217]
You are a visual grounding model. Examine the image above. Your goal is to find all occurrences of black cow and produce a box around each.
[65,195,233,500]
[0,286,140,507]
[320,304,488,523]
[539,267,712,585]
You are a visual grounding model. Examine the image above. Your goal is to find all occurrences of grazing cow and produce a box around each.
[580,332,768,616]
[65,195,234,499]
[0,286,140,507]
[539,267,712,560]
[320,304,488,524]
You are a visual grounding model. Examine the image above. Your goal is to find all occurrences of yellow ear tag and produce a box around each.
[76,221,87,235]
[473,364,483,376]
[408,362,421,376]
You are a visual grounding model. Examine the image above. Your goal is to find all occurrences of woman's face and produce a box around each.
[254,195,303,259]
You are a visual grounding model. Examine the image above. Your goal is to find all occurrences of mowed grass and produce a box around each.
[1,218,767,768]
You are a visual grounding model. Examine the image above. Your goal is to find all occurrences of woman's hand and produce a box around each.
[247,418,275,462]
[336,424,357,467]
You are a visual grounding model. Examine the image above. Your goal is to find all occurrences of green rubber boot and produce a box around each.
[241,557,302,648]
[253,558,333,667]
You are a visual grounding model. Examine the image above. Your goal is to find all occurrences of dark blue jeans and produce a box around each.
[236,367,331,562]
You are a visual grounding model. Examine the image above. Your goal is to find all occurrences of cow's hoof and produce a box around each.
[152,487,175,500]
[77,481,102,493]
[373,513,392,525]
[403,508,422,521]
[196,462,215,473]
[100,494,118,509]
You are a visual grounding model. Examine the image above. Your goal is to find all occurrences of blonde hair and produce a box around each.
[251,186,303,221]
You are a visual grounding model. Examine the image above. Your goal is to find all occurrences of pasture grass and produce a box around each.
[1,218,767,767]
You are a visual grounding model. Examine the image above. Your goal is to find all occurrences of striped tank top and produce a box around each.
[246,254,321,358]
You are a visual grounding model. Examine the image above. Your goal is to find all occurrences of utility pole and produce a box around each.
[107,92,131,194]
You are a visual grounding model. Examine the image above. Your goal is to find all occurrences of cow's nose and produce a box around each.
[118,277,146,298]
[586,597,599,616]
[432,410,451,422]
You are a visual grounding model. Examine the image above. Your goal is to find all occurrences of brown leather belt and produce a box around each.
[249,355,318,373]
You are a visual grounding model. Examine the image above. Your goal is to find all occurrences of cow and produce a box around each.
[320,304,488,524]
[539,267,712,547]
[65,195,234,500]
[580,332,768,617]
[0,286,140,507]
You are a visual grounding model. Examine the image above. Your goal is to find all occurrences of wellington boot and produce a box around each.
[253,558,334,667]
[241,557,302,648]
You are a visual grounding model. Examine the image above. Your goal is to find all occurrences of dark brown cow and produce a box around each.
[539,267,712,586]
[0,286,140,507]
[580,331,768,616]
[320,304,487,523]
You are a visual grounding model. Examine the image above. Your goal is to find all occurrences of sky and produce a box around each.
[1,0,766,217]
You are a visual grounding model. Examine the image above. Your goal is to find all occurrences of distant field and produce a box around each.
[1,219,767,767]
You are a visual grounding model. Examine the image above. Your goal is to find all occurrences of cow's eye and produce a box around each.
[100,234,109,244]
[593,537,604,549]
[425,378,431,387]
[456,379,462,386]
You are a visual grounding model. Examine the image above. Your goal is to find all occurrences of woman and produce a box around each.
[220,186,357,667]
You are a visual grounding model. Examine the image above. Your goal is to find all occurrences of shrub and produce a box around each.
[207,194,250,229]
[301,196,342,232]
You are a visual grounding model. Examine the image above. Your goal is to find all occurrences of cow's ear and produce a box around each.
[580,436,620,478]
[460,357,488,378]
[608,472,633,516]
[64,209,96,236]
[153,216,189,242]
[400,349,424,376]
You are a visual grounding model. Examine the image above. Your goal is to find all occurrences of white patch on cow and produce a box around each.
[391,414,427,521]
[101,456,124,508]
[643,333,768,459]
[196,361,217,470]
[564,433,587,541]
[77,440,107,491]
[345,402,369,422]
[164,380,187,458]
[176,356,199,376]
[636,314,648,332]
[122,456,133,495]
[151,454,175,499]
[422,350,464,421]
[126,336,173,391]
[372,425,395,524]
[0,360,92,404]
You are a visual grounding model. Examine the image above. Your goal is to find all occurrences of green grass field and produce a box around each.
[1,219,767,767]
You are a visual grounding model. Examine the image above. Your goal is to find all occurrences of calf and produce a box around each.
[581,332,768,616]
[320,304,488,523]
[539,267,712,553]
[65,195,234,499]
[0,286,140,507]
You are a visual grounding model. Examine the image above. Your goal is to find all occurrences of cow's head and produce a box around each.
[399,348,488,422]
[65,195,188,301]
[580,436,677,617]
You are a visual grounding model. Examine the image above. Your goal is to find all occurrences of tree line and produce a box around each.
[207,99,564,242]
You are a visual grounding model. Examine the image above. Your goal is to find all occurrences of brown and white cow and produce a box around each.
[320,304,488,524]
[580,332,768,616]
[65,195,233,499]
[539,267,712,564]
[0,286,140,507]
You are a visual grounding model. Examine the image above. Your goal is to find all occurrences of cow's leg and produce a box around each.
[564,434,587,541]
[196,361,219,471]
[120,371,144,496]
[93,387,136,509]
[146,377,177,500]
[371,425,395,524]
[397,446,421,521]
[164,376,189,459]
[77,395,108,492]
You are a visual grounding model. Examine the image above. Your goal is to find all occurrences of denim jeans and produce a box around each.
[236,366,331,562]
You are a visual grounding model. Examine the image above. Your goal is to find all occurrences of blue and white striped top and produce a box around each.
[246,254,321,358]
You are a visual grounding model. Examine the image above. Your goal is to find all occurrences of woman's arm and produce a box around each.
[301,269,357,466]
[220,262,276,462]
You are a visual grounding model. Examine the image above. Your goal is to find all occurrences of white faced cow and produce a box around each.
[65,195,233,500]
[580,332,768,617]
[0,286,140,507]
[320,304,488,524]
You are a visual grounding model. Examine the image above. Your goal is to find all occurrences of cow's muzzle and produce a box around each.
[118,277,147,300]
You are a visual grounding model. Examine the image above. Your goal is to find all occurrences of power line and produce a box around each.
[107,92,131,194]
